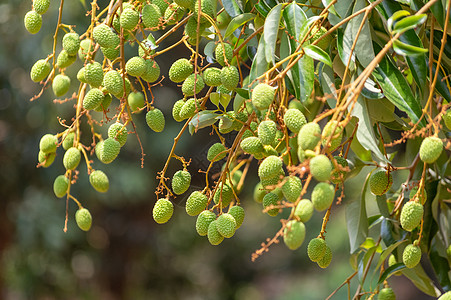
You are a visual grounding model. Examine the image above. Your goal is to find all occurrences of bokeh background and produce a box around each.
[0,1,437,299]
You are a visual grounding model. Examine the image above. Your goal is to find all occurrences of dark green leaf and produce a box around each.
[393,39,428,56]
[429,0,446,29]
[376,195,390,218]
[264,4,283,64]
[224,13,256,38]
[322,0,339,16]
[303,44,332,67]
[429,60,451,103]
[358,246,378,282]
[188,111,220,134]
[233,94,245,113]
[378,263,406,284]
[346,173,369,254]
[381,217,397,247]
[248,37,268,90]
[319,63,337,108]
[222,0,242,18]
[375,240,407,270]
[430,250,451,291]
[235,88,249,99]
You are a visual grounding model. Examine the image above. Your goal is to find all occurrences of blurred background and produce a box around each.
[0,1,437,299]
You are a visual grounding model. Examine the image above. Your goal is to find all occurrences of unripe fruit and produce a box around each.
[184,16,206,40]
[216,213,237,238]
[75,208,92,231]
[169,58,193,83]
[38,150,56,168]
[282,176,302,203]
[152,0,169,17]
[164,3,184,25]
[322,120,343,152]
[172,99,185,122]
[84,62,103,88]
[261,171,283,190]
[89,170,109,193]
[63,147,81,170]
[220,66,239,91]
[215,43,233,66]
[252,83,275,110]
[298,122,321,150]
[283,220,306,250]
[402,244,421,268]
[142,4,162,29]
[56,50,77,69]
[311,26,332,51]
[94,93,112,112]
[98,137,121,164]
[438,291,451,300]
[207,143,227,162]
[311,182,335,211]
[30,59,51,82]
[213,182,234,207]
[53,175,69,198]
[125,56,146,77]
[101,46,119,60]
[120,8,139,31]
[253,182,265,203]
[93,24,118,48]
[284,108,307,133]
[369,170,393,196]
[83,88,104,110]
[153,198,174,224]
[185,191,208,216]
[409,187,426,203]
[182,73,205,96]
[172,170,191,195]
[378,287,396,300]
[400,201,423,232]
[309,154,332,182]
[331,156,348,184]
[103,70,124,98]
[294,199,314,222]
[263,192,279,216]
[258,120,277,146]
[62,32,80,56]
[240,137,264,155]
[203,67,222,86]
[33,0,50,14]
[78,39,94,61]
[229,206,245,229]
[196,210,216,236]
[419,136,443,164]
[179,98,199,120]
[128,92,145,112]
[108,123,128,147]
[146,108,165,132]
[317,245,332,268]
[39,134,57,154]
[175,0,194,9]
[52,74,71,97]
[24,11,42,34]
[207,220,224,245]
[77,67,86,83]
[258,155,283,180]
[307,238,327,262]
[141,59,160,83]
[443,109,451,130]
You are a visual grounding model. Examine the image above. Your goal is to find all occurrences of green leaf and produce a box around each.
[319,63,337,108]
[430,250,451,291]
[430,60,451,103]
[233,94,245,113]
[376,195,390,218]
[235,88,249,99]
[393,40,428,56]
[222,0,242,18]
[387,10,411,32]
[378,263,406,284]
[264,4,283,64]
[224,13,256,38]
[403,265,439,296]
[346,173,369,254]
[358,246,378,282]
[372,43,425,127]
[375,240,406,271]
[188,111,220,134]
[219,93,232,109]
[303,44,332,67]
[322,0,339,16]
[210,92,220,106]
[381,217,397,247]
[392,14,427,34]
[429,0,446,29]
[249,36,268,90]
[204,41,216,62]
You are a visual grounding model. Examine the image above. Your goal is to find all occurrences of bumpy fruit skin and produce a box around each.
[108,123,128,147]
[78,39,94,61]
[311,26,332,51]
[84,62,104,87]
[298,122,321,150]
[146,108,165,132]
[179,98,199,120]
[403,244,421,268]
[284,109,307,133]
[62,32,80,56]
[258,156,283,180]
[240,137,264,155]
[263,192,279,216]
[103,70,124,97]
[186,191,208,216]
[95,93,112,112]
[216,213,237,238]
[89,170,109,193]
[331,156,348,184]
[207,143,227,162]
[169,58,193,83]
[309,154,332,182]
[182,74,205,96]
[172,99,185,122]
[83,88,104,110]
[229,206,245,229]
[101,46,119,60]
[93,24,117,48]
[127,92,145,112]
[419,136,443,164]
[24,11,42,34]
[98,138,121,164]
[142,4,162,28]
[196,210,216,236]
[213,183,233,207]
[253,183,267,203]
[322,120,343,152]
[438,291,451,300]
[215,43,233,66]
[52,74,71,97]
[207,220,224,245]
[258,120,277,146]
[175,0,194,9]
[141,59,160,83]
[220,66,239,91]
[125,56,146,77]
[63,147,81,170]
[153,198,174,224]
[295,199,314,222]
[202,67,221,87]
[172,170,191,195]
[56,50,76,69]
[307,238,327,262]
[283,220,306,250]
[311,182,335,211]
[53,175,69,198]
[369,170,393,196]
[38,150,56,168]
[194,0,215,23]
[282,176,302,203]
[120,8,139,31]
[33,0,50,14]
[377,287,396,300]
[39,134,57,154]
[400,201,424,232]
[31,59,51,82]
[252,83,275,110]
[75,208,92,231]
[444,109,451,130]
[164,3,184,25]
[317,245,332,268]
